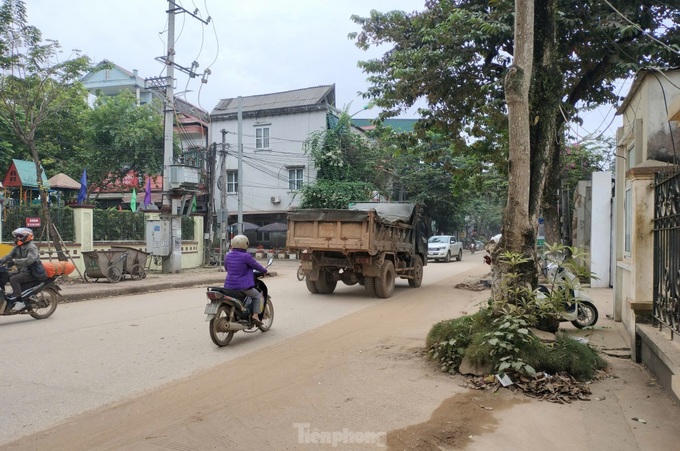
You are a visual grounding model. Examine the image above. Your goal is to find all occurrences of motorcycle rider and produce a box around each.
[224,234,268,326]
[0,228,47,311]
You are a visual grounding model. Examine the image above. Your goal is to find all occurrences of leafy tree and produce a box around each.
[0,0,92,245]
[350,0,680,286]
[84,91,165,198]
[300,110,387,208]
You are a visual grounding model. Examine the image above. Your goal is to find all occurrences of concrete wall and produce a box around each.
[36,207,205,275]
[590,172,612,288]
[614,69,680,402]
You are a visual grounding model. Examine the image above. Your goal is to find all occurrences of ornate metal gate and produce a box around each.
[653,170,680,336]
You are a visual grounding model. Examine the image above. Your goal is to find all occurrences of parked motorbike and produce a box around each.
[536,257,598,329]
[0,264,61,319]
[204,259,274,347]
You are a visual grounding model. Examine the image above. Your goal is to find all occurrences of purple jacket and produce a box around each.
[223,249,268,290]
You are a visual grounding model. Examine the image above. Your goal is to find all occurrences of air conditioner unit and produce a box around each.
[271,196,281,204]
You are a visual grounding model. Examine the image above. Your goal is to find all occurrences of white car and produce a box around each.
[427,235,463,262]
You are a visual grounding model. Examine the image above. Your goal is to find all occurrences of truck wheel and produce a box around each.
[443,252,451,263]
[316,271,337,294]
[364,277,377,297]
[408,256,424,288]
[456,249,463,261]
[376,261,396,298]
[305,278,319,294]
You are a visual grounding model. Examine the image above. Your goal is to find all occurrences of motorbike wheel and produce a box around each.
[408,256,424,288]
[296,266,305,281]
[209,305,235,347]
[29,287,59,320]
[571,301,598,329]
[258,299,274,332]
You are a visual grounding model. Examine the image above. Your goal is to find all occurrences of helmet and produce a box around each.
[12,227,34,246]
[231,234,249,250]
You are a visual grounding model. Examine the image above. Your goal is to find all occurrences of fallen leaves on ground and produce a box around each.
[462,371,610,404]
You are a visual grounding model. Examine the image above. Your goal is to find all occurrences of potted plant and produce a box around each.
[266,248,275,259]
[277,248,287,259]
[255,245,265,259]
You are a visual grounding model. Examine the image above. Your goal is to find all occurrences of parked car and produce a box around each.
[427,235,463,262]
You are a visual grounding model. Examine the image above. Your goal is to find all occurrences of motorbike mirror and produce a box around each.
[266,258,274,267]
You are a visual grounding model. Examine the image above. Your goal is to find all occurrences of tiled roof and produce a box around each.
[211,84,335,115]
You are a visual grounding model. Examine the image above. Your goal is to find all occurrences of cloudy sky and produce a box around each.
[26,0,424,118]
[25,0,622,139]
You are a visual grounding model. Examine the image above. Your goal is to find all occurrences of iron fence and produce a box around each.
[653,169,680,337]
[1,205,74,242]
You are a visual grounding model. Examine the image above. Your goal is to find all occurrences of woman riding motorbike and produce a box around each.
[223,234,268,326]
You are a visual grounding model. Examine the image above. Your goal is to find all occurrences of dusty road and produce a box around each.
[3,257,680,450]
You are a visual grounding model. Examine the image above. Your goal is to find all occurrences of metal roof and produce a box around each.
[211,84,335,116]
[2,159,49,189]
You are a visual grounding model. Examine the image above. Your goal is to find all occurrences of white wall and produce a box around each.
[210,110,326,217]
[590,171,612,287]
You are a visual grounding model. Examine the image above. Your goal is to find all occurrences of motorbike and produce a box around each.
[469,240,477,254]
[204,259,274,346]
[0,264,61,319]
[536,257,598,329]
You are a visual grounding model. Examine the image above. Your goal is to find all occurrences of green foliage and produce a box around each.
[299,180,374,209]
[301,110,385,208]
[429,245,606,379]
[1,204,74,242]
[85,91,165,195]
[560,139,615,213]
[429,309,606,380]
[92,209,145,241]
[181,216,195,241]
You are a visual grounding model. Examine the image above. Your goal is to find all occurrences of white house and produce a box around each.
[209,84,337,235]
[614,68,680,402]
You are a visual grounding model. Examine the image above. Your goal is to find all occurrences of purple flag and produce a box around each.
[143,177,151,208]
[77,169,87,204]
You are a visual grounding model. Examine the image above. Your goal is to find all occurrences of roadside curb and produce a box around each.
[59,270,280,302]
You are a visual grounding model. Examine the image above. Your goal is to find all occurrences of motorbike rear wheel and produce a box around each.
[29,287,59,319]
[209,305,235,347]
[571,301,598,329]
[257,299,274,332]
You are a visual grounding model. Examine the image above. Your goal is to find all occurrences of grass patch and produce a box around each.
[428,307,607,380]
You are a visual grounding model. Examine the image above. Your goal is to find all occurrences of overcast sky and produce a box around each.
[26,0,424,118]
[25,0,622,139]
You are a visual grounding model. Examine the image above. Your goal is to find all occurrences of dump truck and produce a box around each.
[286,203,429,298]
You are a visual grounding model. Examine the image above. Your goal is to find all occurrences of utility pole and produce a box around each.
[219,130,228,268]
[155,0,211,273]
[162,1,180,273]
[237,96,244,234]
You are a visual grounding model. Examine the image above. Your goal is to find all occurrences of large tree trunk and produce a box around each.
[531,0,564,248]
[492,0,535,302]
